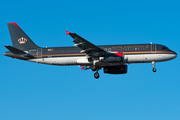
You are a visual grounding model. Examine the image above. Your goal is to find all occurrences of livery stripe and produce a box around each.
[32,50,175,58]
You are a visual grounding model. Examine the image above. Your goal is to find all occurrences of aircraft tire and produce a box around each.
[94,72,100,79]
[153,68,157,72]
[91,65,97,71]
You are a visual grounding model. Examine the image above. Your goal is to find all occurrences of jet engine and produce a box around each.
[103,65,127,74]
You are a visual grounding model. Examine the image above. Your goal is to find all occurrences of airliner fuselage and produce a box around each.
[4,23,177,79]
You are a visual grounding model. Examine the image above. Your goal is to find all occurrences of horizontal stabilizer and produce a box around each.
[4,45,27,54]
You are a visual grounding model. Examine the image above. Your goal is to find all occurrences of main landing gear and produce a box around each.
[91,65,100,79]
[152,61,157,72]
[91,65,97,71]
[94,72,100,79]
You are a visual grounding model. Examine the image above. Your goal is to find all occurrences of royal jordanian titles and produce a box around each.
[4,23,177,79]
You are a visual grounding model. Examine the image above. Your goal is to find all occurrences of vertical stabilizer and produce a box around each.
[7,23,39,50]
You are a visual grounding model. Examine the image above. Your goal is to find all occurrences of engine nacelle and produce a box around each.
[103,65,128,74]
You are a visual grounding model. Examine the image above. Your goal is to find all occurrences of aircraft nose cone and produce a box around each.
[175,52,177,56]
[174,52,177,58]
[172,51,177,59]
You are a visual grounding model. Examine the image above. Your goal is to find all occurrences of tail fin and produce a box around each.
[7,23,39,50]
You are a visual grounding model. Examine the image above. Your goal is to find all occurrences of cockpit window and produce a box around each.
[162,46,169,50]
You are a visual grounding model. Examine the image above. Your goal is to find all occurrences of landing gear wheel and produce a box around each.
[94,72,100,79]
[152,61,157,73]
[153,68,157,72]
[91,65,97,71]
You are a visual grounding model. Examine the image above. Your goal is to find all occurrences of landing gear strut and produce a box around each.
[92,59,101,79]
[152,61,157,72]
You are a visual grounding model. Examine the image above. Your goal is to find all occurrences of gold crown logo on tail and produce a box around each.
[18,37,27,44]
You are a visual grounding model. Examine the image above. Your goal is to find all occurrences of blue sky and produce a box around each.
[0,0,180,120]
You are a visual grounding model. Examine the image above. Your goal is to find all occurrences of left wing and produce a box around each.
[66,31,107,57]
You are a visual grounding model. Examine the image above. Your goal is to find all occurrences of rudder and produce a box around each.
[7,23,39,50]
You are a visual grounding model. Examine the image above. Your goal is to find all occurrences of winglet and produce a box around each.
[65,30,70,35]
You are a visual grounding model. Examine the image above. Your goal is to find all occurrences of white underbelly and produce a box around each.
[126,53,176,63]
[27,53,176,66]
[28,57,85,65]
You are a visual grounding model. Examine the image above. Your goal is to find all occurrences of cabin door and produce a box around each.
[151,44,156,53]
[37,48,42,58]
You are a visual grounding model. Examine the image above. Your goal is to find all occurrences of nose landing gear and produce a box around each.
[152,61,157,72]
[153,68,157,72]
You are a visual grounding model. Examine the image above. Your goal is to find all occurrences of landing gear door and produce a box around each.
[37,48,42,58]
[151,44,156,53]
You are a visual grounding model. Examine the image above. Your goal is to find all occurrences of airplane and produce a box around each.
[4,23,177,79]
